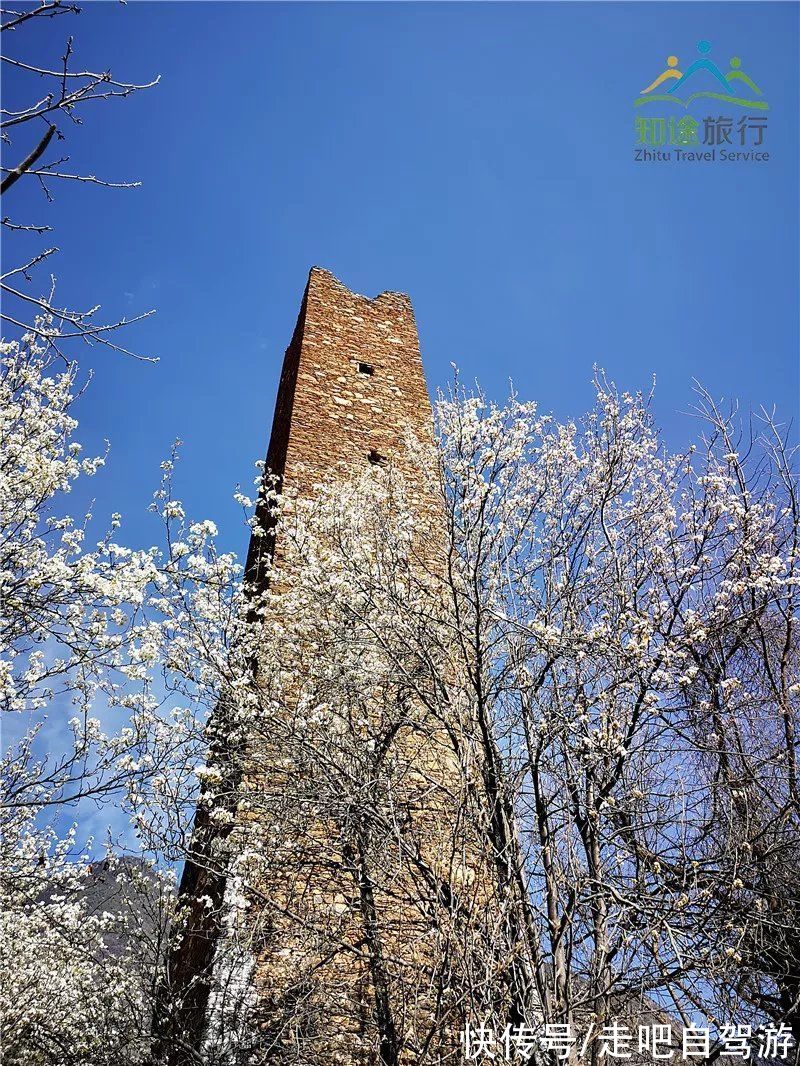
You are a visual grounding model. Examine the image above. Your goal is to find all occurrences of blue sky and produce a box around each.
[4,1,798,566]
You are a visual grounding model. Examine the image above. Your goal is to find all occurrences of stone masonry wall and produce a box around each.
[177,269,487,1066]
[168,269,488,1066]
[245,267,442,592]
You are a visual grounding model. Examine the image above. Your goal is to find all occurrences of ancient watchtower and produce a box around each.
[165,269,480,1065]
[247,266,441,579]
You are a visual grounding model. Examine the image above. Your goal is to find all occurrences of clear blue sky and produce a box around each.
[4,0,799,564]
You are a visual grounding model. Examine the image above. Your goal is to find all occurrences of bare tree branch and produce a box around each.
[1,121,54,193]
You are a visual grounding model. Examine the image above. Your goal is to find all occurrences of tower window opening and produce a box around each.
[358,362,374,376]
[368,448,387,467]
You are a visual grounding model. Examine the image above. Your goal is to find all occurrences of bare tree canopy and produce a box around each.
[1,0,158,360]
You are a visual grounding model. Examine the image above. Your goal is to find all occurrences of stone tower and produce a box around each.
[165,269,479,1065]
[246,266,442,582]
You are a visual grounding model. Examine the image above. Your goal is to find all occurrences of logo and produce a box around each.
[633,40,770,164]
[635,40,768,110]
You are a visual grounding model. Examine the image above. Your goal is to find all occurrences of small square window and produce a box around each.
[358,362,374,376]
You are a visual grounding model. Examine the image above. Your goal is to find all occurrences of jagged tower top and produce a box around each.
[263,267,434,484]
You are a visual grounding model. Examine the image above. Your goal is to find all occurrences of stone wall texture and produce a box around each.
[245,267,443,591]
[213,270,479,1066]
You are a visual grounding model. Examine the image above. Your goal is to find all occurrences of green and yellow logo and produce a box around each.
[635,40,768,111]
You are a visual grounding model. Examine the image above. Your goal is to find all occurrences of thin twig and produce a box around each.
[2,165,141,188]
